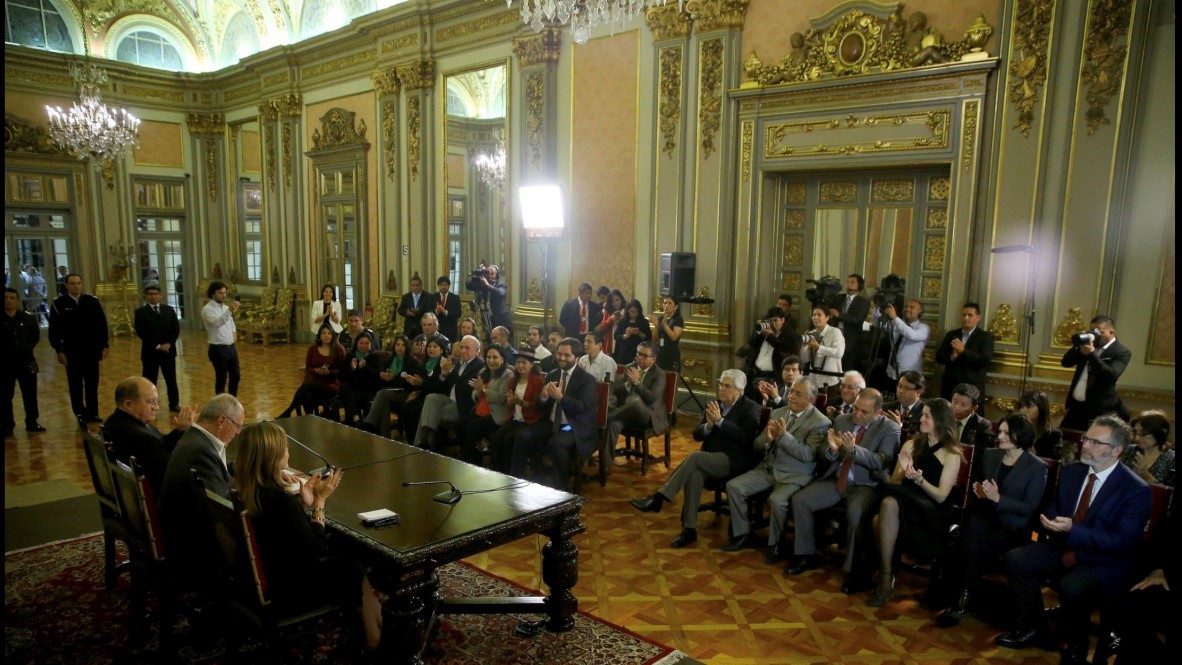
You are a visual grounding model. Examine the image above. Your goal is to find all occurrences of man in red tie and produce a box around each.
[559,283,602,339]
[996,415,1150,665]
[431,275,462,342]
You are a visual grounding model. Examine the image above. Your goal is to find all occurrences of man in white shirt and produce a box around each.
[577,330,617,383]
[872,299,930,393]
[527,325,551,363]
[201,281,241,396]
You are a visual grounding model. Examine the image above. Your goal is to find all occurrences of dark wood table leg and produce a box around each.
[375,568,440,665]
[541,510,586,632]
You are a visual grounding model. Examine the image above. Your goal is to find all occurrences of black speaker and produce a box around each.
[659,252,696,301]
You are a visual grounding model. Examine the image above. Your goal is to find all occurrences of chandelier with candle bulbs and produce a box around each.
[46,63,141,167]
[508,0,683,44]
[471,139,507,188]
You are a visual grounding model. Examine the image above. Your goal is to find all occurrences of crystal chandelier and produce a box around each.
[508,1,683,44]
[471,140,507,188]
[45,63,141,166]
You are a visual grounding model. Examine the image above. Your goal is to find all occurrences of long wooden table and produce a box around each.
[276,416,587,664]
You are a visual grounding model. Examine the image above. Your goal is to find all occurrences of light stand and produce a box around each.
[991,244,1038,400]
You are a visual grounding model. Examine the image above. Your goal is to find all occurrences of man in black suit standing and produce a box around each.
[630,369,762,548]
[399,274,427,339]
[49,273,109,428]
[134,284,181,412]
[935,302,995,401]
[559,283,602,339]
[829,274,871,373]
[1059,315,1130,430]
[431,275,463,343]
[510,337,598,490]
[102,376,196,496]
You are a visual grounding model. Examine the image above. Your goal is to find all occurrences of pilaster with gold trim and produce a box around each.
[395,59,436,280]
[257,95,304,289]
[186,112,231,283]
[373,69,404,296]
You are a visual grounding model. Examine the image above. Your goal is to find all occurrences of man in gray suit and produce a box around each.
[721,379,830,564]
[786,388,901,591]
[604,342,667,451]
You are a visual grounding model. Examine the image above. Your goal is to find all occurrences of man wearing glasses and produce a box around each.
[882,370,925,440]
[996,415,1150,665]
[604,342,666,460]
[629,369,761,548]
[102,376,197,496]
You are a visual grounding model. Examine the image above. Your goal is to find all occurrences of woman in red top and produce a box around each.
[595,286,619,355]
[279,324,345,418]
[488,350,545,474]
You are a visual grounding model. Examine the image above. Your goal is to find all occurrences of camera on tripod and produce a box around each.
[805,276,843,312]
[470,266,490,279]
[872,274,907,310]
[1072,329,1102,346]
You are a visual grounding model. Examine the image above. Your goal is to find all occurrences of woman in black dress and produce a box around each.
[652,295,685,372]
[232,421,381,650]
[870,397,964,606]
[399,336,449,446]
[338,332,386,427]
[613,299,651,365]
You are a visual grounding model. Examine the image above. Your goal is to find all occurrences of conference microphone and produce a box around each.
[285,433,336,477]
[402,480,463,505]
[990,244,1038,254]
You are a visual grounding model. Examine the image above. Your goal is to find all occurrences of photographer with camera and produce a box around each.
[1060,315,1130,430]
[870,298,929,394]
[465,263,512,331]
[742,308,801,401]
[828,274,871,373]
[800,306,846,391]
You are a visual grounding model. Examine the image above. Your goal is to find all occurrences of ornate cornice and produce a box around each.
[372,70,402,97]
[310,108,369,151]
[258,100,279,122]
[1007,0,1054,137]
[685,0,749,33]
[645,4,693,41]
[1080,0,1134,135]
[270,93,303,119]
[186,112,225,135]
[513,28,562,68]
[436,8,517,42]
[396,60,436,91]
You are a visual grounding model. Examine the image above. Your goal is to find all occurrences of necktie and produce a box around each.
[842,296,852,313]
[1062,473,1098,567]
[552,371,569,428]
[153,305,159,315]
[440,293,446,308]
[579,301,587,333]
[956,420,964,440]
[836,426,865,492]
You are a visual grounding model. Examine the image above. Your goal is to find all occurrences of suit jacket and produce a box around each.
[744,327,801,375]
[935,327,995,399]
[430,291,463,342]
[103,408,182,497]
[157,426,233,569]
[610,364,668,433]
[1046,462,1150,573]
[832,294,871,361]
[820,413,901,485]
[883,399,924,440]
[559,297,603,338]
[537,365,599,457]
[693,396,762,476]
[442,356,486,417]
[1062,339,1132,420]
[49,293,109,359]
[800,325,846,389]
[979,448,1048,532]
[399,290,428,338]
[959,411,994,481]
[134,303,180,358]
[758,404,829,485]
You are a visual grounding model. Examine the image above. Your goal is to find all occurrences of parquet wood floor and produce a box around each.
[6,329,1061,663]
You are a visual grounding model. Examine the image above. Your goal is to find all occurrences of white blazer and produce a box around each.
[800,324,845,389]
[310,299,344,334]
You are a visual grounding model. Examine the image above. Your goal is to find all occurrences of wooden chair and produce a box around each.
[618,370,678,475]
[82,431,131,590]
[570,381,611,493]
[111,457,175,645]
[813,393,827,411]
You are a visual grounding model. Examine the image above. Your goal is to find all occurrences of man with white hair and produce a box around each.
[629,369,762,548]
[414,334,484,450]
[827,370,867,419]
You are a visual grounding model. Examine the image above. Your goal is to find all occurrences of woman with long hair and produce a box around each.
[338,332,386,427]
[1015,391,1062,459]
[869,398,964,606]
[613,298,651,365]
[458,344,512,465]
[1122,410,1174,486]
[594,286,616,356]
[232,422,381,651]
[399,336,449,446]
[362,334,425,437]
[651,295,685,372]
[458,317,478,341]
[311,284,343,334]
[279,324,346,419]
[488,350,545,473]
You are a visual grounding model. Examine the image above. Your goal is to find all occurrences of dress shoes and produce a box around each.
[26,423,46,433]
[765,543,787,565]
[783,555,821,576]
[840,573,872,595]
[995,627,1056,651]
[934,590,971,627]
[1059,643,1090,665]
[720,534,755,552]
[670,528,697,549]
[629,494,665,513]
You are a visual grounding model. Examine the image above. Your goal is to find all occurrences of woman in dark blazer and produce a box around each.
[935,413,1048,626]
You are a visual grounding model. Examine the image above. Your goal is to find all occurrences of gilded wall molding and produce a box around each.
[691,287,714,317]
[527,278,542,303]
[923,236,946,271]
[301,51,376,81]
[6,68,73,87]
[407,96,421,181]
[921,275,941,298]
[513,29,562,67]
[871,178,914,202]
[381,101,398,181]
[1052,307,1087,348]
[257,101,279,122]
[185,112,225,136]
[224,82,259,103]
[679,356,715,388]
[658,46,683,159]
[205,139,217,202]
[685,0,749,33]
[270,93,303,119]
[264,124,277,191]
[1080,0,1135,135]
[961,98,978,173]
[309,108,369,151]
[436,9,518,43]
[1007,0,1054,137]
[372,70,401,97]
[988,303,1019,343]
[645,4,693,41]
[120,84,185,102]
[281,123,292,188]
[819,181,857,202]
[697,37,724,159]
[525,71,545,168]
[783,235,804,266]
[4,113,66,155]
[740,120,753,182]
[262,71,288,87]
[764,110,949,158]
[396,60,436,91]
[381,34,419,53]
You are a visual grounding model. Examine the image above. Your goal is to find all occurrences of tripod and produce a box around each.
[471,292,493,344]
[675,364,706,413]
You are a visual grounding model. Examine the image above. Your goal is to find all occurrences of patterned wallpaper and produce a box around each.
[570,31,639,300]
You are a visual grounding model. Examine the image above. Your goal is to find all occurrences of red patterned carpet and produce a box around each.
[4,533,686,664]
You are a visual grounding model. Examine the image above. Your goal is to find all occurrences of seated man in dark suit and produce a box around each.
[509,338,598,490]
[414,335,485,450]
[787,388,900,589]
[156,394,246,577]
[996,415,1151,665]
[629,369,762,549]
[951,382,993,480]
[882,370,926,441]
[755,355,803,410]
[103,376,196,496]
[604,341,667,457]
[1059,314,1132,430]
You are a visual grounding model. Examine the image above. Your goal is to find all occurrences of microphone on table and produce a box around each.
[402,480,463,505]
[285,433,337,477]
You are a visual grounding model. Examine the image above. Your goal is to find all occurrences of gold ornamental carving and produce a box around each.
[100,160,116,190]
[310,108,368,150]
[921,276,942,299]
[782,271,802,292]
[372,71,401,97]
[301,50,376,81]
[785,182,806,205]
[205,139,217,202]
[186,112,225,136]
[271,94,303,119]
[225,83,259,103]
[926,208,948,229]
[1007,0,1054,137]
[121,84,184,102]
[4,113,66,155]
[962,98,979,173]
[697,38,724,160]
[527,278,542,303]
[658,46,683,159]
[1052,307,1087,348]
[679,357,714,389]
[513,29,562,67]
[691,287,714,317]
[783,236,804,266]
[987,396,1019,414]
[923,236,946,271]
[381,34,418,53]
[765,111,950,159]
[740,120,753,182]
[785,209,805,229]
[262,72,288,87]
[685,0,749,33]
[645,3,693,41]
[437,9,517,43]
[819,181,857,203]
[258,100,279,122]
[871,179,914,202]
[7,68,73,88]
[281,123,292,188]
[407,96,421,181]
[928,176,950,201]
[1080,0,1134,135]
[988,303,1019,344]
[264,124,277,191]
[396,61,436,91]
[525,71,545,168]
[381,101,398,182]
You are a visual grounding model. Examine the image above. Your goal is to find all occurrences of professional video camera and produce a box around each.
[1072,329,1102,346]
[804,276,843,312]
[872,274,907,310]
[470,266,490,279]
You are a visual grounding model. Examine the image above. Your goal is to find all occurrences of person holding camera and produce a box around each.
[828,274,871,373]
[871,299,930,395]
[742,308,801,401]
[465,264,512,331]
[800,306,846,391]
[1060,315,1131,431]
[935,302,995,402]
